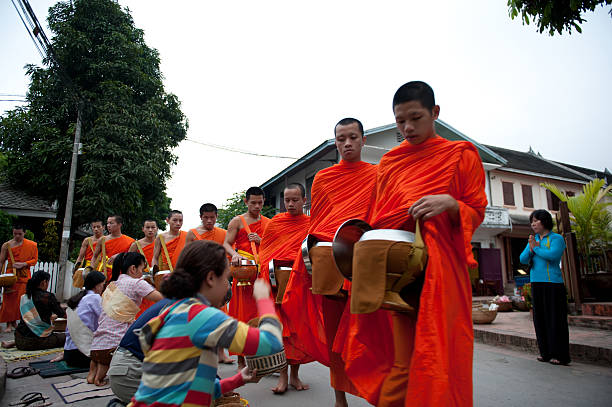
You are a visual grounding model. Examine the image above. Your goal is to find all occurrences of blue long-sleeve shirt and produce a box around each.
[520,232,566,283]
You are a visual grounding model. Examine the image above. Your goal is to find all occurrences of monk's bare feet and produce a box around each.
[218,348,234,364]
[289,364,309,391]
[271,368,288,394]
[50,352,64,362]
[335,389,348,407]
[237,355,246,371]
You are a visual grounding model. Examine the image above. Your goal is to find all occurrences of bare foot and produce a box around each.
[95,378,109,387]
[289,376,310,391]
[271,369,288,394]
[236,355,246,371]
[3,326,13,333]
[335,389,348,407]
[1,340,15,348]
[86,374,95,384]
[219,356,234,364]
[50,352,64,362]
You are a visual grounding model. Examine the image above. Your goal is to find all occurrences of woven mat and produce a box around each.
[52,377,114,403]
[0,347,62,362]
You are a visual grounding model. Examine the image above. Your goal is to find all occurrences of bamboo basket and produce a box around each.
[472,305,497,324]
[495,301,513,312]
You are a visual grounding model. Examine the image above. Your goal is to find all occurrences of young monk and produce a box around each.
[75,219,105,268]
[151,210,186,276]
[282,118,390,407]
[223,187,270,369]
[129,219,158,317]
[0,224,38,333]
[258,183,311,394]
[345,81,487,407]
[185,203,233,364]
[185,203,227,245]
[91,215,135,281]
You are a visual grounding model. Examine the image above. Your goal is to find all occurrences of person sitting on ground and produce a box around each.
[62,270,106,368]
[89,252,163,386]
[14,271,66,350]
[128,240,284,407]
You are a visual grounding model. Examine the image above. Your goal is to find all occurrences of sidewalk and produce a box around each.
[473,310,612,367]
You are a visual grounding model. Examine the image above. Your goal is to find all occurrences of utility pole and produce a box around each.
[56,106,82,300]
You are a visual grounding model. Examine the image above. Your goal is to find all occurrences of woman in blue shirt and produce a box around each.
[520,209,570,365]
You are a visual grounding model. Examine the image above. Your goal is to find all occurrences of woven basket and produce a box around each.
[512,299,530,312]
[245,317,287,377]
[472,305,497,324]
[495,301,513,312]
[214,392,249,406]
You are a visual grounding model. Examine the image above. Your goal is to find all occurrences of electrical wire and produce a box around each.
[185,138,299,160]
[10,0,45,60]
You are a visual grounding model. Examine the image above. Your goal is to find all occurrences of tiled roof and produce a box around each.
[483,145,593,182]
[0,182,56,214]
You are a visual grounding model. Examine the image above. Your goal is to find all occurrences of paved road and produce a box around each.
[2,343,612,406]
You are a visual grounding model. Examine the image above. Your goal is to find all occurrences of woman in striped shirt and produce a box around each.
[129,240,283,407]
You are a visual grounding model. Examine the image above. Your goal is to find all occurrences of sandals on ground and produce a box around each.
[6,366,40,379]
[8,392,51,406]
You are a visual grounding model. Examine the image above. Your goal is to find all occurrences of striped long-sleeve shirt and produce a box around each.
[129,294,283,407]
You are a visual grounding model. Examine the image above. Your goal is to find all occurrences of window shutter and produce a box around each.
[502,182,515,206]
[521,185,533,208]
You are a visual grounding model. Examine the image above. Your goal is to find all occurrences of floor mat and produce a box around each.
[29,359,89,378]
[0,347,62,362]
[52,377,114,403]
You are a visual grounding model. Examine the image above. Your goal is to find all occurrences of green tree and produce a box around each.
[38,219,61,262]
[0,210,16,243]
[0,0,187,238]
[217,191,277,229]
[508,0,612,35]
[542,178,612,260]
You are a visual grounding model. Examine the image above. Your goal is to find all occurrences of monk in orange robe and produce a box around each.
[0,224,38,332]
[129,219,158,318]
[185,203,227,246]
[282,118,392,407]
[344,81,487,407]
[151,210,186,273]
[258,183,312,394]
[223,186,270,369]
[185,203,233,364]
[91,215,135,281]
[74,219,104,268]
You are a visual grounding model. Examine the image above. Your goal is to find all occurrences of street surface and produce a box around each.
[2,343,611,406]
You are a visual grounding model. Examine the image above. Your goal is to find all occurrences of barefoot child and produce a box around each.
[89,252,163,386]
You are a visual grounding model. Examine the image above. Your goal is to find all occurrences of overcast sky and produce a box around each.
[2,1,611,229]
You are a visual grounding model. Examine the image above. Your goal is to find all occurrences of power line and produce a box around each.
[185,138,299,160]
[0,99,27,102]
[10,0,45,60]
[0,94,27,97]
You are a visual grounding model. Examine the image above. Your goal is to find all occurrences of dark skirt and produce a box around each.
[531,282,571,364]
[64,348,91,368]
[15,329,65,351]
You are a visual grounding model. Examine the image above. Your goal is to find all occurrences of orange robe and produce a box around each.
[101,234,135,280]
[282,160,390,398]
[191,227,227,245]
[159,231,187,270]
[0,239,38,323]
[136,240,155,319]
[83,237,98,262]
[258,212,312,364]
[228,216,269,324]
[346,136,487,407]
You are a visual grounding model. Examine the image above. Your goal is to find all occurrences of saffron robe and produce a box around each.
[158,231,187,270]
[282,160,389,397]
[0,239,38,323]
[191,227,227,246]
[84,237,99,262]
[228,216,269,324]
[135,240,155,319]
[345,136,487,407]
[258,212,312,364]
[100,235,135,280]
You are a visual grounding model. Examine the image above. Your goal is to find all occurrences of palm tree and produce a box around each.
[541,179,612,271]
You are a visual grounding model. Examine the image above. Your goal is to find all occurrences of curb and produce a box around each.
[473,328,612,367]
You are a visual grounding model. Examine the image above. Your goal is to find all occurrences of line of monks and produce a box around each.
[0,81,487,406]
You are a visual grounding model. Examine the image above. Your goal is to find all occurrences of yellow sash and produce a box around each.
[159,235,174,272]
[102,281,140,323]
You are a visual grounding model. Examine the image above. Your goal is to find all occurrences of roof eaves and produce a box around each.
[260,139,335,189]
[436,119,508,165]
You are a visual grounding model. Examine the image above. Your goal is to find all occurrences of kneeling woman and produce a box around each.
[15,271,66,350]
[129,240,283,407]
[89,252,163,386]
[63,270,106,368]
